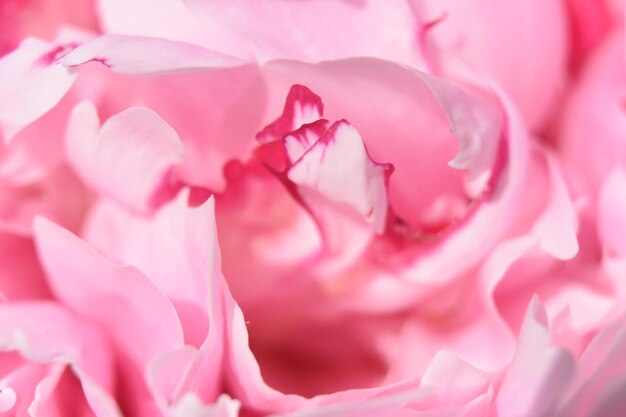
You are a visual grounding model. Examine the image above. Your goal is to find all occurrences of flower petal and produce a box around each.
[83,191,218,311]
[98,0,253,59]
[170,393,241,417]
[0,302,120,416]
[61,34,246,75]
[182,0,420,65]
[287,120,391,234]
[418,73,502,181]
[66,101,184,213]
[557,314,626,417]
[257,84,324,144]
[0,37,76,142]
[496,296,575,417]
[598,169,626,258]
[413,0,569,129]
[85,193,227,403]
[531,150,579,260]
[33,217,184,369]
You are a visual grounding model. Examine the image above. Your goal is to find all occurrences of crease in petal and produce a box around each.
[33,217,184,369]
[147,346,199,411]
[84,190,217,312]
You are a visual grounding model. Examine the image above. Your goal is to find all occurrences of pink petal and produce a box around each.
[98,0,253,60]
[0,362,49,416]
[287,120,391,234]
[530,150,579,260]
[413,0,569,129]
[222,282,469,415]
[0,302,119,416]
[170,394,241,417]
[76,371,125,417]
[182,0,421,66]
[0,0,98,55]
[418,73,502,181]
[66,101,184,213]
[0,165,90,235]
[33,217,184,370]
[83,190,217,312]
[556,314,626,417]
[0,37,76,142]
[419,351,490,406]
[257,84,324,144]
[61,34,246,75]
[0,387,16,412]
[261,58,479,234]
[497,296,576,417]
[598,169,626,258]
[586,375,626,417]
[63,45,264,192]
[0,231,51,300]
[283,119,331,165]
[224,294,306,413]
[558,30,626,199]
[565,0,614,68]
[395,81,527,285]
[147,346,198,410]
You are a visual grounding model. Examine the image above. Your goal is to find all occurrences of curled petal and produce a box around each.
[419,73,502,181]
[66,101,184,213]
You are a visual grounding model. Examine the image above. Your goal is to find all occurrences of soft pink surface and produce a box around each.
[0,1,625,417]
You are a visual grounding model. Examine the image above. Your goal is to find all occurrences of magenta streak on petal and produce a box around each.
[309,119,394,174]
[89,57,112,67]
[287,119,393,234]
[35,43,79,67]
[283,119,331,165]
[256,84,324,144]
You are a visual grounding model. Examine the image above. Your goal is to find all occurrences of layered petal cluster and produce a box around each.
[1,1,625,417]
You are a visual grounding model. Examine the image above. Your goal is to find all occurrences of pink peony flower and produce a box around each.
[1,1,626,417]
